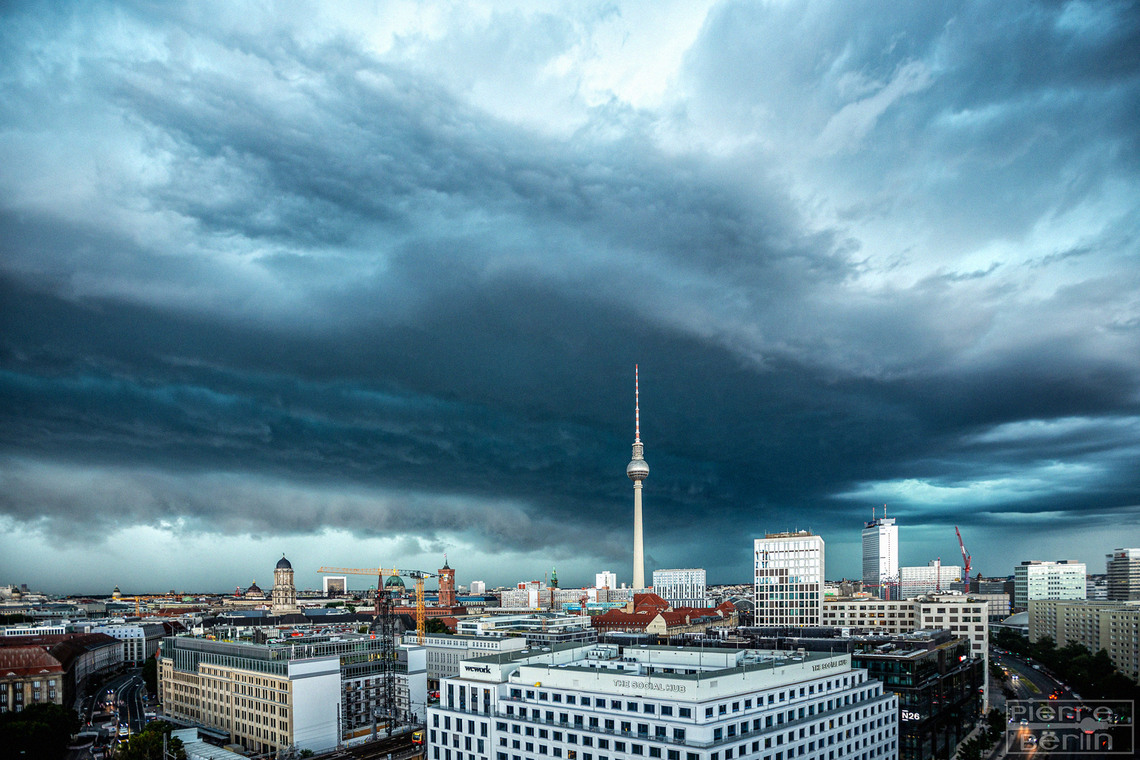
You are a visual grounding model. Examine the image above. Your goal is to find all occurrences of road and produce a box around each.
[990,650,1130,760]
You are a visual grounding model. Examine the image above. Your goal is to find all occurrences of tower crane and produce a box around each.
[955,526,972,593]
[317,566,438,643]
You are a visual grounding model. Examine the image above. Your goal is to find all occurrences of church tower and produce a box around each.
[272,554,299,614]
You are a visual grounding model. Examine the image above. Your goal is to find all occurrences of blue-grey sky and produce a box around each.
[2,1,1139,595]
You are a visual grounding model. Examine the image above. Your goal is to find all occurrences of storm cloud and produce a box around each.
[1,0,1138,593]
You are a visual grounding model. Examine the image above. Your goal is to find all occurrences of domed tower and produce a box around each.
[111,585,122,600]
[272,554,299,613]
[627,365,649,589]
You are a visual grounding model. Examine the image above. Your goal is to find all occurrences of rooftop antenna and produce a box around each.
[635,364,641,442]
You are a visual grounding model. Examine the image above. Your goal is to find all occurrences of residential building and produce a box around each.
[754,531,824,627]
[898,563,963,599]
[652,569,707,608]
[159,635,427,754]
[862,516,898,599]
[595,571,617,590]
[1027,600,1140,682]
[1106,548,1140,602]
[589,594,737,636]
[1012,560,1086,612]
[427,643,898,760]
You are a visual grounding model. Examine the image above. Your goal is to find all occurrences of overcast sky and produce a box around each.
[2,1,1139,595]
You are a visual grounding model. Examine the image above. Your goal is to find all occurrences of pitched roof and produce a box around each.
[0,646,63,678]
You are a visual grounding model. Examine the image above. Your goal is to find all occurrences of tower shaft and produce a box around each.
[633,481,645,589]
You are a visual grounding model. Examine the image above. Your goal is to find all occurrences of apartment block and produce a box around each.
[1028,600,1140,682]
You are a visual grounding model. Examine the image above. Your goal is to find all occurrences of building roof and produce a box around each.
[276,555,292,570]
[0,646,63,678]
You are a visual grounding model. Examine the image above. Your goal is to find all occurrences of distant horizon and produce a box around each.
[3,2,1138,596]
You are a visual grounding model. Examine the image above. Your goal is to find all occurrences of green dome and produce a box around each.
[385,575,407,589]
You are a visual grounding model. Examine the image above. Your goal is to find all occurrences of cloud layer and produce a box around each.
[1,1,1138,592]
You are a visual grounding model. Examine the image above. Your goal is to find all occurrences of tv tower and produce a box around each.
[627,364,650,589]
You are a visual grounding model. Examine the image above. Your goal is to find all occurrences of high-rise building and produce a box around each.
[754,531,825,626]
[626,366,649,589]
[651,568,707,607]
[898,561,963,598]
[469,580,486,595]
[1106,548,1140,601]
[427,643,898,760]
[271,554,299,614]
[595,570,617,589]
[1013,560,1086,612]
[862,513,898,598]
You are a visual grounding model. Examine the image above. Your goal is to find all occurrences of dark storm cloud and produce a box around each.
[1,1,1139,588]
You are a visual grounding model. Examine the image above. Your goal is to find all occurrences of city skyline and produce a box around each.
[2,2,1139,593]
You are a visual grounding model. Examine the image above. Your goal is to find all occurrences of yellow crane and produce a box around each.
[317,566,438,643]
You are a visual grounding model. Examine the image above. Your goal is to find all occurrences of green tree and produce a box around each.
[117,720,186,760]
[0,703,80,760]
[425,617,451,634]
[142,654,158,693]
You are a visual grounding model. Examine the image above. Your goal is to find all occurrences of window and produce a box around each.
[661,706,673,717]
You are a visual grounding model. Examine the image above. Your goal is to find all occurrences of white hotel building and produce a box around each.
[427,643,898,760]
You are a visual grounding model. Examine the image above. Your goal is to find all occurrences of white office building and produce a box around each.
[596,571,618,590]
[401,632,527,685]
[754,532,824,627]
[1013,560,1086,611]
[861,517,898,599]
[897,563,962,599]
[471,581,488,595]
[427,643,898,760]
[652,569,707,608]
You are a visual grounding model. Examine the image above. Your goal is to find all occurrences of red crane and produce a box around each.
[955,526,972,592]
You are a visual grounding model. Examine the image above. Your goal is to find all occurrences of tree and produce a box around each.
[0,703,80,760]
[425,617,451,634]
[117,720,186,760]
[142,654,158,693]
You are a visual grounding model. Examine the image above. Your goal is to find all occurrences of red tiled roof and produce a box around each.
[0,646,63,678]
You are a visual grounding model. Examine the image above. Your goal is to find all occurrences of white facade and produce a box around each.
[289,657,341,752]
[897,562,963,599]
[1013,560,1086,611]
[754,532,824,627]
[89,623,165,665]
[652,569,707,608]
[427,644,897,760]
[596,571,618,590]
[861,517,898,598]
[401,632,527,683]
[471,581,487,595]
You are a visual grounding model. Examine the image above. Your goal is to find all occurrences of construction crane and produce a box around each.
[955,526,973,593]
[317,566,438,643]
